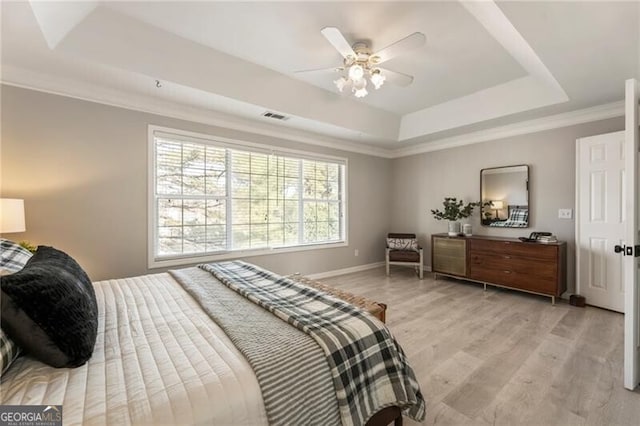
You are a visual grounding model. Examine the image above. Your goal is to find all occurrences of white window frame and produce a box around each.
[148,125,349,269]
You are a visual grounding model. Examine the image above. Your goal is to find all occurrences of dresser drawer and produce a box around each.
[469,253,557,281]
[468,265,557,295]
[469,239,557,260]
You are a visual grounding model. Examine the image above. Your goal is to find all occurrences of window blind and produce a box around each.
[152,130,346,260]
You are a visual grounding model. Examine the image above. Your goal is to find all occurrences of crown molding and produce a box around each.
[1,66,627,161]
[0,66,394,159]
[390,100,625,158]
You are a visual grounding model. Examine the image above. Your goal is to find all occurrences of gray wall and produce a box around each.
[0,85,391,280]
[1,84,627,293]
[390,117,625,295]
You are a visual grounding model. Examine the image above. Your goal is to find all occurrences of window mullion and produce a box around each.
[180,143,185,255]
[226,149,233,251]
[298,159,304,245]
[266,155,272,248]
[339,164,344,239]
[154,145,160,258]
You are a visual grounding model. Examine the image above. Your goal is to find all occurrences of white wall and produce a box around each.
[0,85,391,280]
[390,117,625,295]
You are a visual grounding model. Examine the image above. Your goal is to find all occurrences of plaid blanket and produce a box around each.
[200,261,425,425]
[0,239,33,273]
[1,329,21,376]
[489,207,528,228]
[171,267,341,425]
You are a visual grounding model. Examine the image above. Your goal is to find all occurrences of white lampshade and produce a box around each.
[0,199,26,233]
[492,200,504,210]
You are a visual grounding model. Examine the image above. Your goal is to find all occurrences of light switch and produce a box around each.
[559,208,573,219]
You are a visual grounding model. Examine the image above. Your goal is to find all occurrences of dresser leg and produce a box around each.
[483,283,487,291]
[551,296,555,305]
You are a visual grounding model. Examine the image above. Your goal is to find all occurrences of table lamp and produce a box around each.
[491,200,504,219]
[0,198,26,233]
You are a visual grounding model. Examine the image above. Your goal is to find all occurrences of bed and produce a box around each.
[488,204,529,228]
[0,243,424,426]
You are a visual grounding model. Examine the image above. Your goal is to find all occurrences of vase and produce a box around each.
[463,223,472,236]
[448,221,461,236]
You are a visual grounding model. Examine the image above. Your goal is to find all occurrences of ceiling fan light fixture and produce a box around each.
[348,64,364,81]
[353,77,367,90]
[306,27,424,99]
[334,76,348,92]
[370,69,386,90]
[353,87,368,98]
[352,78,368,98]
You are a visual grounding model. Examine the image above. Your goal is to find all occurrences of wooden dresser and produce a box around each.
[431,233,567,303]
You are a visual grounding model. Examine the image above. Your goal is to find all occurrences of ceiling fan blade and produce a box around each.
[373,32,426,64]
[321,27,356,60]
[294,66,342,75]
[379,68,414,87]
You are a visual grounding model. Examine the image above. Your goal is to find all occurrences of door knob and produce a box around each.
[614,245,640,257]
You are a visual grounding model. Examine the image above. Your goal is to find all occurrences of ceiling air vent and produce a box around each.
[262,111,289,121]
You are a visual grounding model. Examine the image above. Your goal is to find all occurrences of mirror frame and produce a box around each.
[480,164,530,228]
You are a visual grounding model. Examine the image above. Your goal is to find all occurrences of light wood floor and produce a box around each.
[322,266,640,426]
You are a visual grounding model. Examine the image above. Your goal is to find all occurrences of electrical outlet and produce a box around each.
[354,249,359,257]
[558,208,573,219]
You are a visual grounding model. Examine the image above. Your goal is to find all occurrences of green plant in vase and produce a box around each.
[431,197,481,236]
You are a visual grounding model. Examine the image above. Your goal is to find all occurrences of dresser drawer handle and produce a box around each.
[504,255,511,259]
[503,270,511,274]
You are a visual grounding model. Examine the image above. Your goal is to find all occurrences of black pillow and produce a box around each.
[0,246,98,368]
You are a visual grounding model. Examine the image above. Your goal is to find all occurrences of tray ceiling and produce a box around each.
[1,1,638,156]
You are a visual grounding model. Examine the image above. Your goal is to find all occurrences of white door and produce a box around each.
[576,131,626,312]
[623,78,639,391]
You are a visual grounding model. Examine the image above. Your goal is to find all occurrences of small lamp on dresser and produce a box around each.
[491,200,504,219]
[0,198,26,234]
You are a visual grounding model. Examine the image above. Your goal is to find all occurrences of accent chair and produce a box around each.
[385,233,424,279]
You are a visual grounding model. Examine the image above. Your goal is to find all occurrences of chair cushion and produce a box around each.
[389,250,421,262]
[387,237,419,252]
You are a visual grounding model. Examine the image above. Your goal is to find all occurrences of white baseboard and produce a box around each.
[307,262,432,279]
[307,262,385,280]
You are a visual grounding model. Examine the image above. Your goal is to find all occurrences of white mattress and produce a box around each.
[0,273,268,425]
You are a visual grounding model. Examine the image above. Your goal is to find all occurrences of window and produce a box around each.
[149,127,346,266]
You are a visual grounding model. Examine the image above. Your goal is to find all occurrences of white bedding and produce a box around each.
[0,273,268,425]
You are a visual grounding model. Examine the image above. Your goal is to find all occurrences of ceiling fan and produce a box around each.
[296,27,426,98]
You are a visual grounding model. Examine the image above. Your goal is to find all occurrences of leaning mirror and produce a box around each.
[481,165,529,228]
